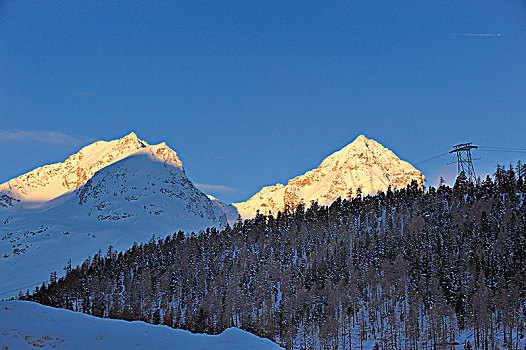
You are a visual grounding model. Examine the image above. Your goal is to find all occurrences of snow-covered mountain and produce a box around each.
[0,301,283,350]
[0,133,227,297]
[0,132,181,203]
[73,150,224,224]
[233,135,424,219]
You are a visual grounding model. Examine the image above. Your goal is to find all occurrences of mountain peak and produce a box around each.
[115,131,146,148]
[233,135,424,219]
[147,142,184,170]
[347,134,377,150]
[125,131,139,139]
[354,134,368,142]
[1,144,227,296]
[0,133,183,202]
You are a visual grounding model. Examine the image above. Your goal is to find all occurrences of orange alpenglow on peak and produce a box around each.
[0,132,182,202]
[232,135,424,219]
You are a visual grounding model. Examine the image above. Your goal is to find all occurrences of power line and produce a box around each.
[413,145,526,167]
[479,145,526,151]
[413,152,450,166]
[0,280,47,298]
[479,149,526,154]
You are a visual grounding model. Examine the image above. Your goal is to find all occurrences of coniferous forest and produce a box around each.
[23,164,525,349]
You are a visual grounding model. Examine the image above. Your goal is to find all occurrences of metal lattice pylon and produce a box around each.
[449,143,478,182]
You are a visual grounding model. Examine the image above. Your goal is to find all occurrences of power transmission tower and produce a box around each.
[449,143,478,182]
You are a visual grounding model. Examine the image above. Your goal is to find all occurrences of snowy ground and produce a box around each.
[0,301,284,349]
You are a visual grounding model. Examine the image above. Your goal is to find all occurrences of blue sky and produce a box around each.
[1,0,525,203]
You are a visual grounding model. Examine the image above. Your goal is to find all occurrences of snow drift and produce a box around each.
[0,301,283,349]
